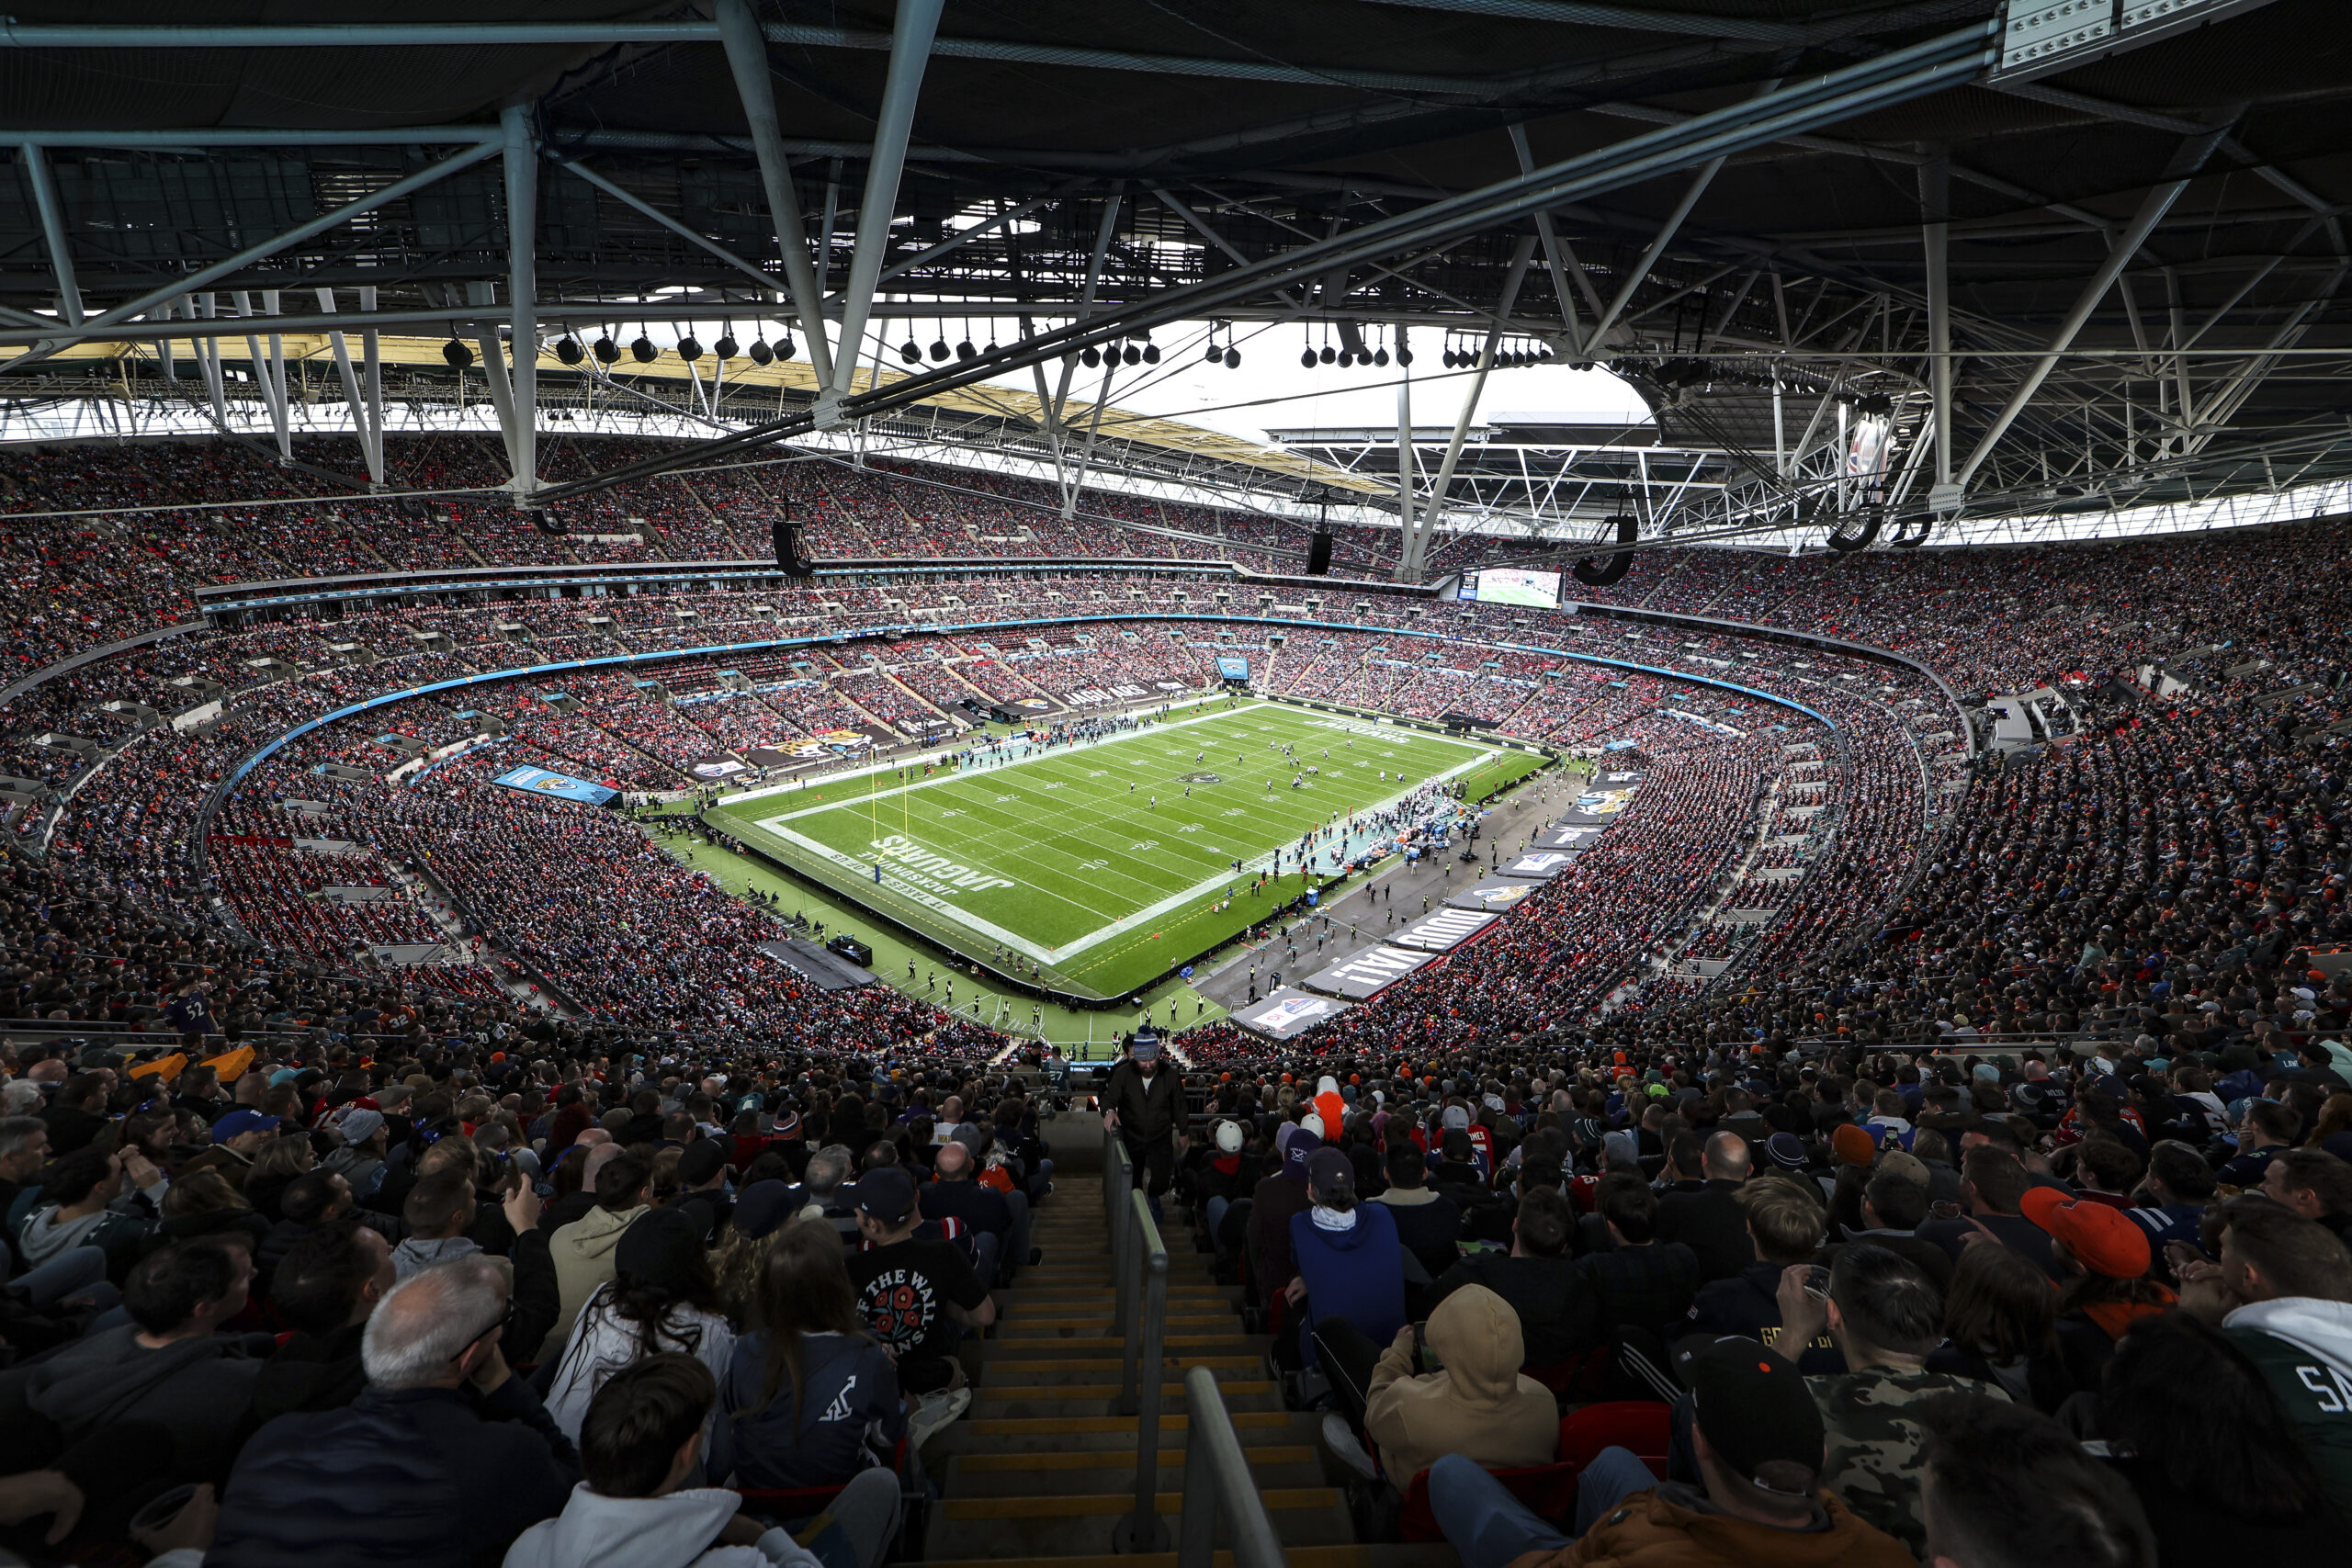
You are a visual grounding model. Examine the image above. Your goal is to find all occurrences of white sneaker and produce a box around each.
[908,1386,972,1449]
[1321,1412,1379,1480]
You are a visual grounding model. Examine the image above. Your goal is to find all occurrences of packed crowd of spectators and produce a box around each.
[1157,1024,2352,1568]
[0,1022,1060,1565]
[8,434,2352,1565]
[6,437,2350,1078]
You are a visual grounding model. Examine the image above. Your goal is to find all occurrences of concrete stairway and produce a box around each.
[908,1170,1458,1568]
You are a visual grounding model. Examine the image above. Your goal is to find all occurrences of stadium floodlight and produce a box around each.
[929,337,951,362]
[554,336,584,366]
[1374,348,1389,367]
[593,334,619,365]
[1205,345,1226,366]
[1319,344,1336,365]
[677,335,703,362]
[1991,0,2279,83]
[956,337,977,360]
[714,333,739,360]
[747,335,774,366]
[776,333,797,362]
[442,338,473,368]
[1224,348,1240,368]
[630,335,657,363]
[1142,343,1160,364]
[899,339,922,364]
[1396,344,1412,367]
[1300,347,1317,368]
[1082,345,1102,367]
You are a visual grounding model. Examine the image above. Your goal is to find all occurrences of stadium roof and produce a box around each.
[2,1,2346,564]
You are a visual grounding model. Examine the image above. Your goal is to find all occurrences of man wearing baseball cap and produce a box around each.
[2019,1185,2175,1386]
[177,1108,282,1190]
[843,1166,994,1406]
[1430,1337,1909,1568]
[1101,1032,1185,1205]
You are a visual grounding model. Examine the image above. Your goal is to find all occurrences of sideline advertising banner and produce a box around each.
[1444,876,1541,914]
[1386,906,1501,953]
[1232,986,1350,1039]
[1304,943,1438,999]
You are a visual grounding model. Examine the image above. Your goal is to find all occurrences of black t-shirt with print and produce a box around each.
[847,1237,989,1393]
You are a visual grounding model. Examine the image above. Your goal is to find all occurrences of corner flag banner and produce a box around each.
[1444,876,1541,915]
[1386,906,1500,953]
[1232,986,1349,1040]
[492,764,618,807]
[1498,849,1577,880]
[1303,943,1436,999]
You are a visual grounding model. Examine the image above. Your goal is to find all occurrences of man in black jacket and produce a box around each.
[40,1075,110,1158]
[1654,1130,1755,1282]
[1686,1180,1843,1372]
[1101,1036,1184,1201]
[1574,1174,1702,1342]
[210,1253,578,1568]
[1373,1139,1463,1281]
[1427,1187,1597,1370]
[240,1218,400,1438]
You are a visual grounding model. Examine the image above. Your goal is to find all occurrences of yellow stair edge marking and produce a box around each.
[1008,1297,1231,1304]
[986,1337,1252,1351]
[966,1411,1294,1434]
[983,1356,1260,1372]
[1001,1315,1237,1327]
[942,1488,1337,1519]
[974,1381,1274,1400]
[916,1550,1412,1568]
[956,1445,1315,1472]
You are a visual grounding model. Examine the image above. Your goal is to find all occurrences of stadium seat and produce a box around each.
[733,1439,917,1531]
[1522,1346,1610,1398]
[1558,1402,1671,1480]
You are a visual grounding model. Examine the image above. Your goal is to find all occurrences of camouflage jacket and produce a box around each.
[1808,1367,2008,1563]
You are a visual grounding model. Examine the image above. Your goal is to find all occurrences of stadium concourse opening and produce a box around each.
[708,695,1547,1002]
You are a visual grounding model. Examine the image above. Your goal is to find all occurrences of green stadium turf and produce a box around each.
[707,697,1545,999]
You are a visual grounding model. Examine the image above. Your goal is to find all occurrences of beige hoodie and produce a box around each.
[1363,1282,1558,1485]
[540,1203,648,1360]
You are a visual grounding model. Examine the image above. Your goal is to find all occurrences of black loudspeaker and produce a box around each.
[1570,513,1639,588]
[773,517,813,579]
[1306,527,1333,576]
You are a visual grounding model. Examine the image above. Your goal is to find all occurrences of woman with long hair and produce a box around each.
[1928,1236,2072,1412]
[544,1205,737,1444]
[156,1166,272,1253]
[2305,1091,2352,1162]
[709,1217,904,1491]
[241,1134,318,1223]
[2100,1313,2343,1559]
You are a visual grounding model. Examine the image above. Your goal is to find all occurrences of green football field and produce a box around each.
[707,697,1546,999]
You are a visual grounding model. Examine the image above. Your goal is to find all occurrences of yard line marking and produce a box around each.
[746,723,1504,966]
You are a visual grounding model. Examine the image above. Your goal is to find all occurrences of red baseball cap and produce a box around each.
[2021,1186,2151,1279]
